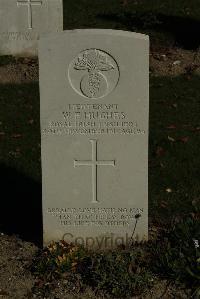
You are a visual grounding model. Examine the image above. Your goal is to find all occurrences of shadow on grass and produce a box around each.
[96,12,200,49]
[0,82,42,246]
[156,14,200,49]
[0,164,42,246]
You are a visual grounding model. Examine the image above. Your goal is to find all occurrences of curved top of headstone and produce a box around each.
[40,29,149,42]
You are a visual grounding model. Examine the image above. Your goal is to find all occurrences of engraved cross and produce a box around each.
[74,139,116,203]
[17,0,42,30]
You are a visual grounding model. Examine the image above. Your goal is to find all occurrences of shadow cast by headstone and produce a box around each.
[96,12,200,50]
[0,81,41,245]
[0,164,42,246]
[154,14,200,50]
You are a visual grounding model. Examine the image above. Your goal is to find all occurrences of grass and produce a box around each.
[33,241,154,298]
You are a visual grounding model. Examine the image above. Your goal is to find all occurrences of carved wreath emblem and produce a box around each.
[68,49,119,99]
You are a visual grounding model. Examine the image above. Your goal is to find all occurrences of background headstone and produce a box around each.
[0,0,63,56]
[39,29,149,248]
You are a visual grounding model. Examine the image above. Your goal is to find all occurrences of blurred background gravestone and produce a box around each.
[0,0,63,56]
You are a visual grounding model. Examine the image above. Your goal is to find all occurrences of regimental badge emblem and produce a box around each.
[68,49,120,99]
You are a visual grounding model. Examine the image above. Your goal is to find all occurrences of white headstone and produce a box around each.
[39,29,149,249]
[0,0,63,56]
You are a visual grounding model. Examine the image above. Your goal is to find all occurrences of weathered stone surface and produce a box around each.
[39,29,149,249]
[0,0,63,56]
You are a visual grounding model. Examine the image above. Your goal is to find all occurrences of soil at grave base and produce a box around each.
[0,47,200,84]
[0,234,191,299]
[0,57,38,84]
